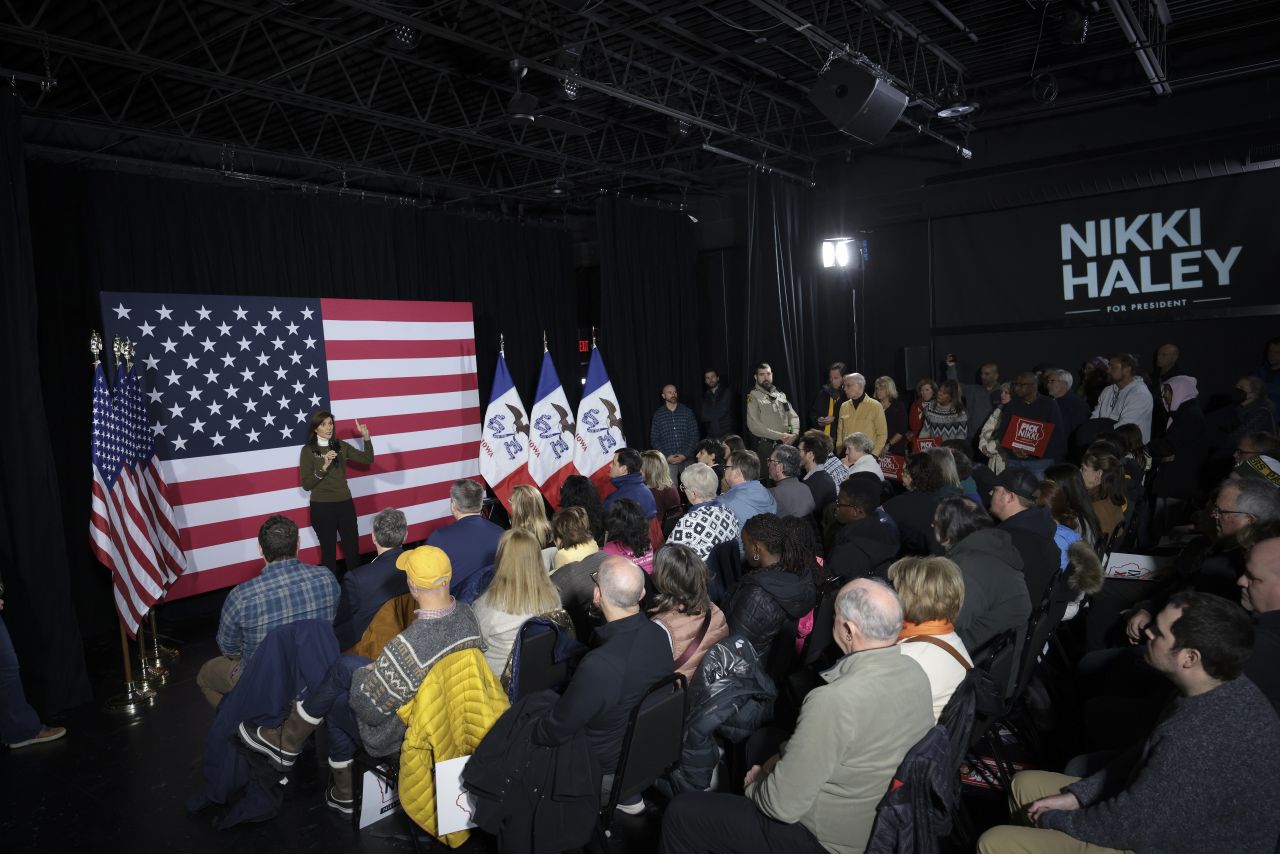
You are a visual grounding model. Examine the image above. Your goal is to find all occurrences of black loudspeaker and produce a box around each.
[808,65,908,145]
[898,345,933,390]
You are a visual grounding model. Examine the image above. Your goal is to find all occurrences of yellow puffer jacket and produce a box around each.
[396,647,509,847]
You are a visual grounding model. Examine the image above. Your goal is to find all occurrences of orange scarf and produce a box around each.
[898,619,954,641]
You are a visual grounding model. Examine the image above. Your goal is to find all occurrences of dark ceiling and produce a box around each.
[4,0,1278,215]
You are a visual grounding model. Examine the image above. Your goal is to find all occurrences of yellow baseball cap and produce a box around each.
[395,546,452,589]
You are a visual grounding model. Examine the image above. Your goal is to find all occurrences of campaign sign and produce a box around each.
[1001,416,1054,457]
[880,454,905,481]
[911,437,943,453]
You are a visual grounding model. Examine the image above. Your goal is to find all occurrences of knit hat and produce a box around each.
[395,546,452,589]
[1233,455,1280,488]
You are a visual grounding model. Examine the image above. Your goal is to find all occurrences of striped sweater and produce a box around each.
[348,602,485,756]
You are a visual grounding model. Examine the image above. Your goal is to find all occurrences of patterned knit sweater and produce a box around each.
[348,603,484,756]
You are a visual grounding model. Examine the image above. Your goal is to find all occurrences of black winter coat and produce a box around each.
[998,507,1066,610]
[725,569,817,661]
[948,528,1030,660]
[1150,402,1210,501]
[827,513,902,580]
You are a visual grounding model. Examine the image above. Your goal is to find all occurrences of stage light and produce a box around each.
[822,238,856,269]
[388,24,421,52]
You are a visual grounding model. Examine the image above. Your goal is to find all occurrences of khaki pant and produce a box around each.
[196,655,242,708]
[977,771,1133,854]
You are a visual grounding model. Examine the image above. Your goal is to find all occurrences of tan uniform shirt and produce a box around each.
[746,385,800,442]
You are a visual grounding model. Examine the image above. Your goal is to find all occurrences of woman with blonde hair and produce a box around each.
[509,485,554,570]
[875,376,909,456]
[472,529,570,680]
[641,449,682,522]
[887,555,973,721]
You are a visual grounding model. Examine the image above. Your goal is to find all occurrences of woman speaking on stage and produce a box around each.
[300,409,373,577]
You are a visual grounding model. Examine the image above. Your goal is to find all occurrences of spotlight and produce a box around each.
[936,83,978,118]
[822,238,856,269]
[560,77,579,101]
[387,23,421,52]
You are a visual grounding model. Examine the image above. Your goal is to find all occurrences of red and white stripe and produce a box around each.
[90,463,173,635]
[161,298,481,600]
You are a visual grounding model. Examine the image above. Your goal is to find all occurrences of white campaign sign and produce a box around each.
[435,755,478,837]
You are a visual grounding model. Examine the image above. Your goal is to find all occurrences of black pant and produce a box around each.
[659,792,826,854]
[310,498,360,578]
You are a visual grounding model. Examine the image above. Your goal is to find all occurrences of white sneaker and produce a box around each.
[615,798,646,816]
[7,726,66,749]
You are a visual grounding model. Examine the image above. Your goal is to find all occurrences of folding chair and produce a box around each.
[513,620,570,700]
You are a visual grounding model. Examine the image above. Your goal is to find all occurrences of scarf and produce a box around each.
[898,619,955,641]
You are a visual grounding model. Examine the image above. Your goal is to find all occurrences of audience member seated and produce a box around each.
[797,430,837,516]
[601,499,655,573]
[649,544,730,682]
[1040,464,1103,562]
[888,555,974,721]
[976,382,1013,475]
[1123,478,1280,641]
[1234,452,1280,486]
[1045,368,1090,453]
[767,444,815,520]
[660,578,934,854]
[978,592,1280,854]
[643,449,683,522]
[509,484,555,569]
[884,447,961,555]
[603,447,658,520]
[332,507,408,650]
[550,506,600,572]
[841,431,884,480]
[717,450,777,529]
[532,556,672,811]
[1080,450,1127,544]
[428,478,504,596]
[550,537,610,644]
[1238,521,1280,713]
[826,474,900,581]
[1220,385,1277,457]
[473,529,571,683]
[559,474,606,545]
[727,514,819,663]
[990,468,1067,611]
[942,439,982,504]
[694,438,727,485]
[874,376,910,456]
[721,433,747,461]
[996,372,1066,479]
[198,515,339,708]
[238,546,482,814]
[932,497,1031,658]
[668,463,740,560]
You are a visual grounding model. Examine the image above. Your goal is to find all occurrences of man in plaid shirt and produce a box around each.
[651,384,700,483]
[197,514,340,707]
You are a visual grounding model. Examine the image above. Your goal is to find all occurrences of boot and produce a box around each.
[238,701,321,772]
[326,758,354,815]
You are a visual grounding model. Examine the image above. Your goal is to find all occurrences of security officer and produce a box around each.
[746,362,800,471]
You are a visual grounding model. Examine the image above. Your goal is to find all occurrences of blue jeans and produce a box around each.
[1003,456,1054,480]
[0,616,42,744]
[301,653,371,762]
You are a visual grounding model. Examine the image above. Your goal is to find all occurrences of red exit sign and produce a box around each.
[578,339,590,353]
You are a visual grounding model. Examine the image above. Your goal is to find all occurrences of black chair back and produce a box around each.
[515,621,568,699]
[800,578,844,667]
[602,673,688,830]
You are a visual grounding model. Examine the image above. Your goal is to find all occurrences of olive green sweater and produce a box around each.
[299,439,374,503]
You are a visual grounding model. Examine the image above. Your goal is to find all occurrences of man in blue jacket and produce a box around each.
[717,450,777,530]
[603,447,658,519]
[427,479,504,595]
[331,507,408,649]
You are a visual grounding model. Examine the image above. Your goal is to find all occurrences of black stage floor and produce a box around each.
[0,605,659,854]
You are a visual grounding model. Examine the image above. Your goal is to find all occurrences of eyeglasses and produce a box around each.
[590,570,599,586]
[1210,506,1252,519]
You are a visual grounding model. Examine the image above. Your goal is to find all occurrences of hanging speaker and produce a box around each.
[808,65,908,145]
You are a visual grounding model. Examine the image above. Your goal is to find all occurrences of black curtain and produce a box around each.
[722,171,850,422]
[27,162,577,638]
[0,97,92,714]
[596,197,701,447]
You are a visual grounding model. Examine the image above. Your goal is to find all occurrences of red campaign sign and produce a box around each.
[880,454,905,481]
[911,436,942,453]
[1001,416,1055,457]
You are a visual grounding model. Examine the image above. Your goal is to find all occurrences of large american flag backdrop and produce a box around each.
[98,293,481,600]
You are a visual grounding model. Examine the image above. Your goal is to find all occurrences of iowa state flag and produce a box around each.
[573,346,626,497]
[479,352,534,511]
[528,350,577,509]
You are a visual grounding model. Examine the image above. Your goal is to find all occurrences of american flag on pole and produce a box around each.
[90,357,186,635]
[97,293,481,601]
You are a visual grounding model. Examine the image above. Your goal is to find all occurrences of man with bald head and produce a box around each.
[534,555,672,810]
[1239,522,1280,713]
[837,372,888,456]
[660,578,934,854]
[995,370,1065,479]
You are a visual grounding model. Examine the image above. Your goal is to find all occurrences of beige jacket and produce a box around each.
[747,385,800,442]
[746,645,934,854]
